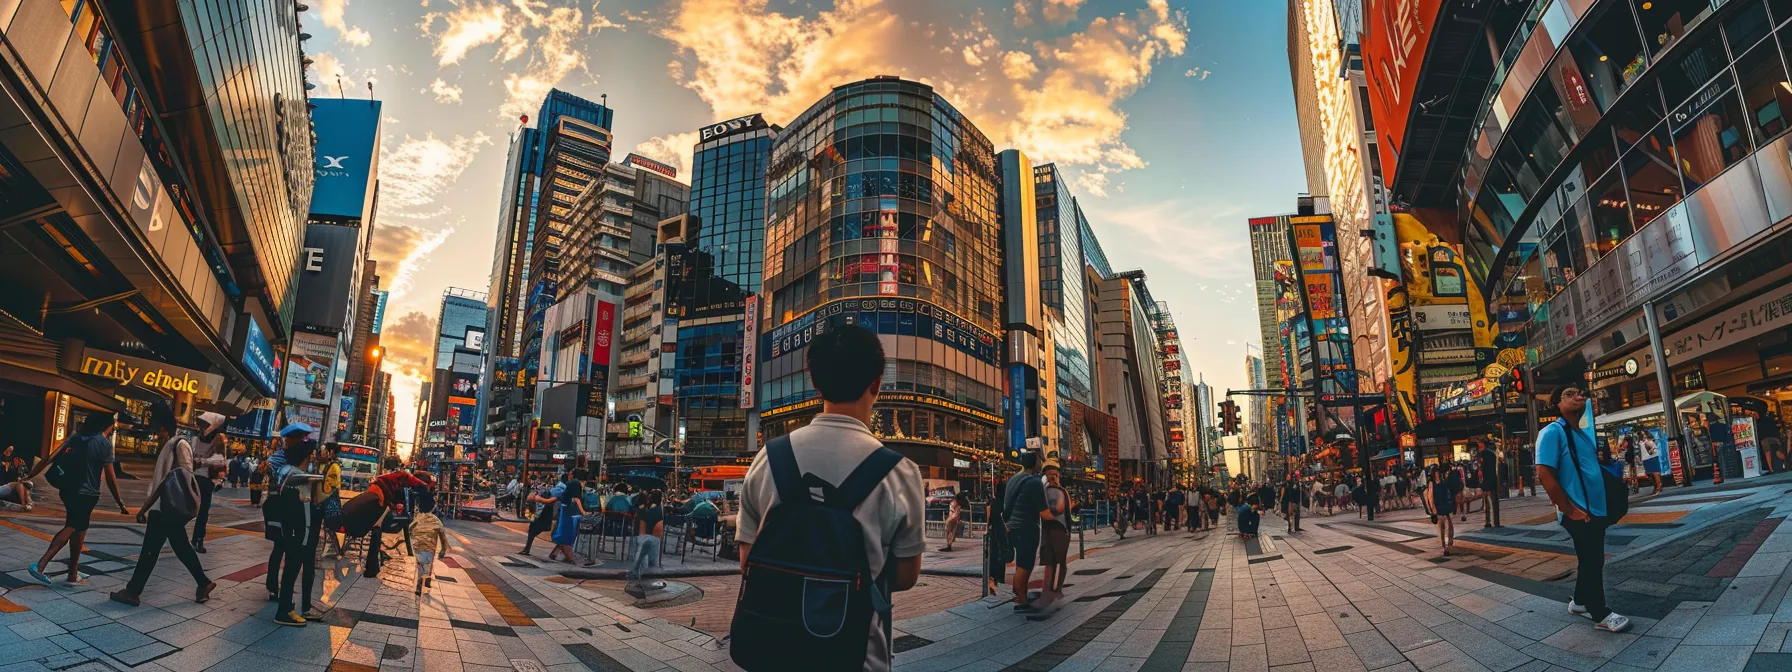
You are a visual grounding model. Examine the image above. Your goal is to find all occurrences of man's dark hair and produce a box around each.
[571,468,588,481]
[146,402,177,434]
[1549,386,1582,408]
[807,324,885,403]
[287,439,318,466]
[383,456,403,471]
[79,412,116,436]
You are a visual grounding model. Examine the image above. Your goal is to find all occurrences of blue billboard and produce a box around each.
[370,289,388,334]
[242,318,278,396]
[308,99,382,219]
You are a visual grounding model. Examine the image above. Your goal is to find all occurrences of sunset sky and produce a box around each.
[304,0,1307,451]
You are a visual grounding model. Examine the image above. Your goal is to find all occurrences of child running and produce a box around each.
[409,492,450,595]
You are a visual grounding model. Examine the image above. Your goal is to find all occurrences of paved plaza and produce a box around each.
[4,476,1792,670]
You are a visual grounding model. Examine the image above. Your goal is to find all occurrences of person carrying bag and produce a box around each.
[110,402,214,607]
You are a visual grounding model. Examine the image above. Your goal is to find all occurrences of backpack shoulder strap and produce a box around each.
[764,435,809,509]
[829,446,903,512]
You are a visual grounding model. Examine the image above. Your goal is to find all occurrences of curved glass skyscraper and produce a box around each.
[758,77,1007,475]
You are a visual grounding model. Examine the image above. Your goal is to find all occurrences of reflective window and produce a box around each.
[1620,120,1680,230]
[1736,37,1792,143]
[1569,2,1650,110]
[1727,0,1775,54]
[1613,81,1668,149]
[1773,0,1792,25]
[1660,29,1732,105]
[1672,74,1753,191]
[1637,0,1717,57]
[1589,169,1631,257]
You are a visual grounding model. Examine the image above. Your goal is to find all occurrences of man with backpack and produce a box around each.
[29,412,130,586]
[110,402,215,607]
[732,325,924,672]
[1537,385,1631,634]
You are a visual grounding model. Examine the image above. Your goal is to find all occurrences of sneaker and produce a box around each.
[195,582,216,604]
[1595,613,1631,633]
[108,591,140,606]
[1568,600,1591,620]
[274,610,307,627]
[193,541,207,554]
[26,563,51,586]
[303,607,327,620]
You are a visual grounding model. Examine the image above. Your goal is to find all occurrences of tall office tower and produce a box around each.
[559,157,690,295]
[1194,377,1216,475]
[1034,165,1098,476]
[1248,216,1295,456]
[420,288,488,461]
[1150,302,1196,479]
[0,0,313,455]
[759,77,1006,488]
[1096,272,1169,486]
[673,115,776,463]
[483,90,613,459]
[343,262,387,442]
[1246,350,1270,478]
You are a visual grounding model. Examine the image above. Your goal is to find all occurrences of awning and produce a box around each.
[0,362,123,412]
[1597,392,1727,428]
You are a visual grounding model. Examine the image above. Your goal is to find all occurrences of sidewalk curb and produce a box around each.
[559,566,741,580]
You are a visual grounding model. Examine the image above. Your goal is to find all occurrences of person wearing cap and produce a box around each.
[188,411,230,553]
[263,422,312,601]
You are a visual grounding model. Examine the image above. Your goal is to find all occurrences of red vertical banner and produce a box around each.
[741,295,758,409]
[592,300,615,367]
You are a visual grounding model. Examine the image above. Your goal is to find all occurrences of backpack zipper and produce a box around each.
[746,559,863,589]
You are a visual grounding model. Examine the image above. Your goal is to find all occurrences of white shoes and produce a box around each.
[1568,600,1590,619]
[1596,613,1632,633]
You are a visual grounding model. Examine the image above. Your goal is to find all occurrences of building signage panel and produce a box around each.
[241,318,278,396]
[76,347,224,399]
[1362,0,1445,185]
[623,153,677,179]
[369,290,388,334]
[741,295,758,409]
[698,113,769,142]
[292,224,363,332]
[1412,304,1473,331]
[592,300,616,367]
[1663,280,1792,367]
[284,332,338,405]
[308,99,382,219]
[1007,364,1027,453]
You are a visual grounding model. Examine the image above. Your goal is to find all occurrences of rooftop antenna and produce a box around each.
[335,75,343,98]
[367,80,374,100]
[601,93,607,107]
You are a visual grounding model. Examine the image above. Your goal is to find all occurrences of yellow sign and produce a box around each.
[76,348,222,398]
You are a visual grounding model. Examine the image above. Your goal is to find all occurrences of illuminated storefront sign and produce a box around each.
[76,348,223,398]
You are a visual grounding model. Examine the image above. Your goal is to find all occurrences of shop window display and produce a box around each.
[1737,38,1792,143]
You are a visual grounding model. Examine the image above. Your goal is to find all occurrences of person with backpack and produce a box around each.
[28,412,129,585]
[1537,385,1630,634]
[262,423,312,600]
[267,438,325,626]
[732,325,924,672]
[1004,450,1053,611]
[110,402,215,607]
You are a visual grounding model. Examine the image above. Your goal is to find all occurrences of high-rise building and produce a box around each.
[559,160,688,294]
[419,288,487,461]
[673,115,777,463]
[759,77,1006,485]
[0,0,312,456]
[1246,351,1270,479]
[344,269,387,443]
[483,90,614,460]
[1095,272,1169,486]
[1150,302,1196,480]
[1248,217,1292,458]
[1194,377,1217,478]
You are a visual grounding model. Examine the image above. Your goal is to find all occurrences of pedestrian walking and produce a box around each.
[988,479,1010,594]
[939,491,967,552]
[409,492,449,596]
[626,490,665,593]
[28,412,129,585]
[1424,465,1456,555]
[1537,385,1631,633]
[188,412,230,554]
[1185,487,1202,533]
[317,443,345,558]
[1039,461,1072,600]
[519,474,563,556]
[110,402,215,607]
[729,325,924,672]
[1479,439,1501,528]
[364,457,429,577]
[1164,485,1184,532]
[249,455,268,506]
[551,468,589,564]
[1279,476,1303,533]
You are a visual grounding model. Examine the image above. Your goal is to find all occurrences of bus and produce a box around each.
[335,443,382,492]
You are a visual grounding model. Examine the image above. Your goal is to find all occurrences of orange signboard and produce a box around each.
[1363,0,1444,186]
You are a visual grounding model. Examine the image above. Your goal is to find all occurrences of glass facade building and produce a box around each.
[1035,164,1096,466]
[674,118,776,462]
[759,77,1007,472]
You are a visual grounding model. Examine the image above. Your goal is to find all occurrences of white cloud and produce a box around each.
[1041,0,1085,23]
[430,78,463,103]
[313,0,373,47]
[421,0,626,120]
[1095,199,1251,280]
[380,133,493,214]
[656,0,1186,195]
[306,51,379,95]
[634,131,700,179]
[1185,68,1211,80]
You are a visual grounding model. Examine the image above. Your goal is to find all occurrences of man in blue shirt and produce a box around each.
[1536,385,1629,633]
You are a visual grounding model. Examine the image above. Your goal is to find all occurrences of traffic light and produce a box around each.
[1219,399,1241,436]
[628,420,643,438]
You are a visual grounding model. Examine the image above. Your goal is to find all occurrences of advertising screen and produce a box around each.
[241,318,278,395]
[308,99,382,219]
[284,332,338,405]
[1362,0,1444,186]
[286,403,326,435]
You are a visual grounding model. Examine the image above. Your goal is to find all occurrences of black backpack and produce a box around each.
[45,435,87,492]
[731,436,904,672]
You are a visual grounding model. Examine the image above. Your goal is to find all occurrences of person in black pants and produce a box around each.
[262,425,310,601]
[269,439,323,626]
[985,480,1008,596]
[520,475,563,556]
[109,402,215,607]
[1537,385,1631,634]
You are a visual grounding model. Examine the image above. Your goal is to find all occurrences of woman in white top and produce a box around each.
[110,402,215,607]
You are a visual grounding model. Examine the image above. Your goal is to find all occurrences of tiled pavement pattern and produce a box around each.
[7,476,1792,670]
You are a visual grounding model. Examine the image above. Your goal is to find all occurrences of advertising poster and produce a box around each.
[284,332,337,405]
[878,202,900,295]
[1735,416,1762,478]
[286,403,326,436]
[741,295,758,409]
[1362,0,1445,185]
[448,372,479,407]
